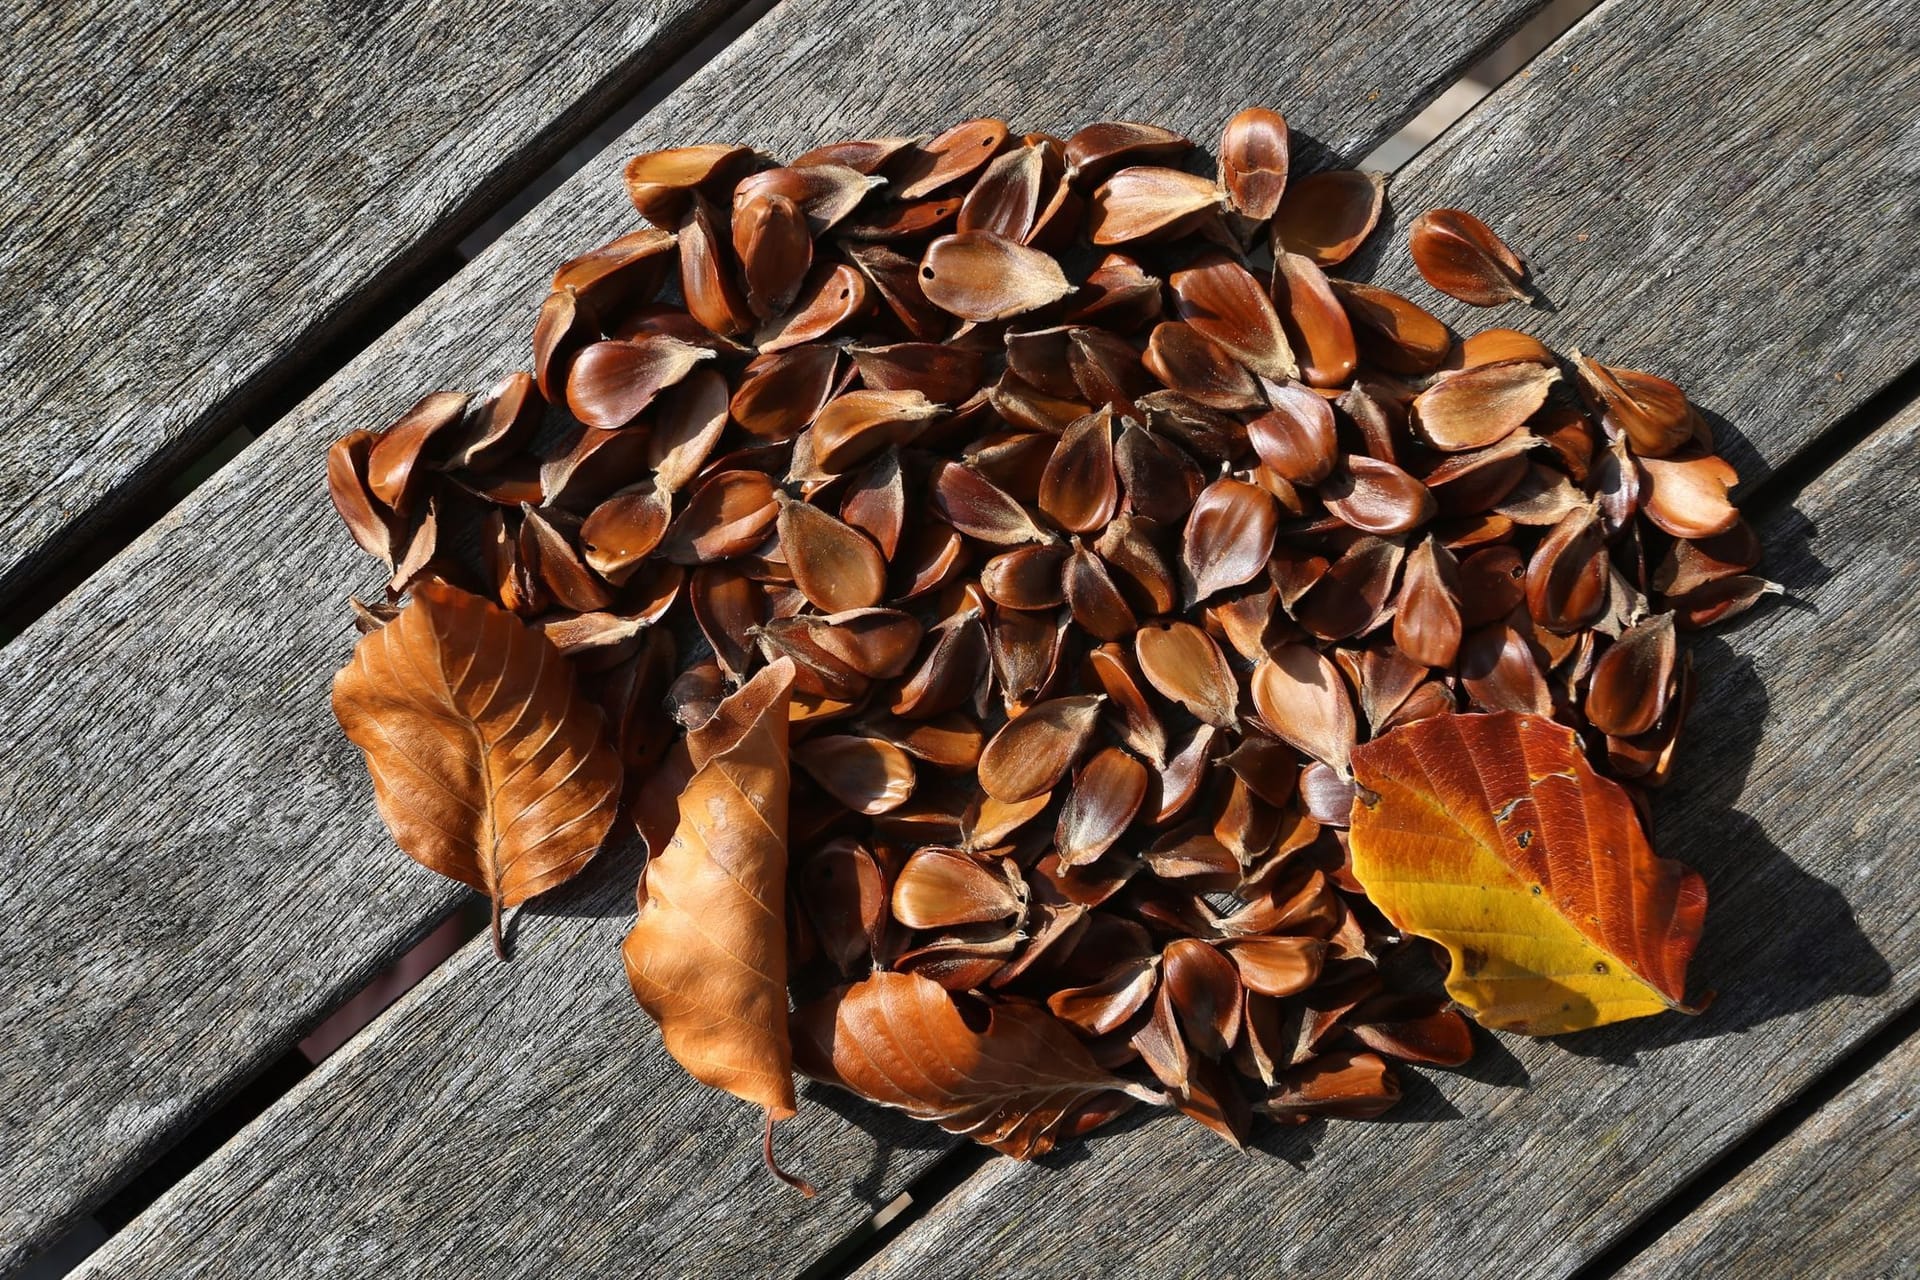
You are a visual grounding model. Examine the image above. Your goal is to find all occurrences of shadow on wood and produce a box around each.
[1552,498,1890,1065]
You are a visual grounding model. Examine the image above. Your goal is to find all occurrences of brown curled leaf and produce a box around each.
[623,659,800,1115]
[1349,711,1707,1034]
[792,970,1149,1158]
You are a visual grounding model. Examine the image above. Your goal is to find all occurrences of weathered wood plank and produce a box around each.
[1359,0,1920,484]
[1618,1029,1920,1279]
[847,394,1920,1279]
[841,1,1920,1271]
[0,0,743,610]
[0,0,1546,1271]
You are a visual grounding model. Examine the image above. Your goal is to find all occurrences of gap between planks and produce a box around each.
[27,0,1905,1271]
[0,0,783,651]
[7,0,1559,1274]
[1574,994,1920,1279]
[1,5,782,1275]
[22,3,1613,1275]
[813,351,1920,1280]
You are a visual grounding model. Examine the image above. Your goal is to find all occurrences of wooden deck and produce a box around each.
[0,0,1914,1275]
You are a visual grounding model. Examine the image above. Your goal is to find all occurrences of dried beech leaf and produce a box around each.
[1409,208,1531,306]
[1349,711,1707,1033]
[793,970,1147,1158]
[623,659,800,1114]
[331,582,622,954]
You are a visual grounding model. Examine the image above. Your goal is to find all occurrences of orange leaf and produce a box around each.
[623,658,800,1117]
[792,970,1155,1157]
[1348,711,1706,1034]
[330,582,623,957]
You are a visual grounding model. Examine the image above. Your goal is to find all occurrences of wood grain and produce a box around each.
[849,396,1920,1278]
[0,0,1544,1271]
[0,0,740,609]
[844,1,1920,1269]
[1357,0,1920,486]
[1618,1030,1920,1279]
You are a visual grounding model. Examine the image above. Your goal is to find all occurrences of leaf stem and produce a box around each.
[490,896,505,960]
[762,1110,817,1198]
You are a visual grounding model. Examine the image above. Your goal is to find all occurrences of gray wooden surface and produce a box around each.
[1620,1030,1920,1280]
[1361,0,1920,486]
[0,0,1548,1272]
[0,0,739,610]
[848,397,1920,1279]
[842,0,1920,1271]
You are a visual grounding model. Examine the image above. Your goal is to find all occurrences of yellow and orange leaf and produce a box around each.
[1348,711,1706,1034]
